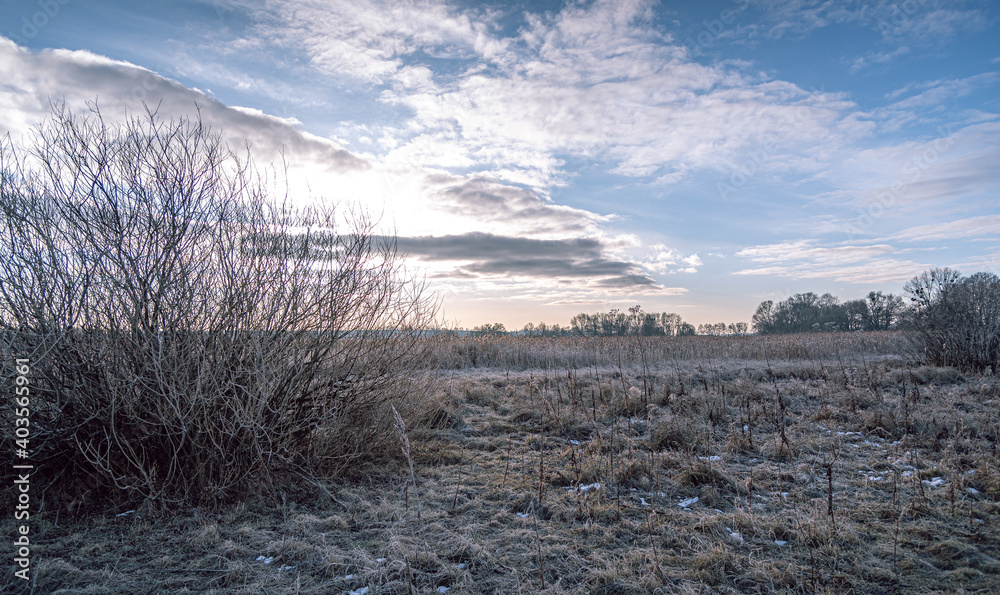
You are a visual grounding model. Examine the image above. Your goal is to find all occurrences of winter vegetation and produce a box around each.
[1,107,998,594]
[0,105,437,506]
[752,291,907,335]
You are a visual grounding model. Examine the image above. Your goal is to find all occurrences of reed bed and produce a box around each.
[429,331,910,370]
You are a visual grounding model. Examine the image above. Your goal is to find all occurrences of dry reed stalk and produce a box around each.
[392,406,423,530]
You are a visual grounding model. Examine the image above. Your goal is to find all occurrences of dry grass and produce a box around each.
[430,331,909,370]
[4,333,999,594]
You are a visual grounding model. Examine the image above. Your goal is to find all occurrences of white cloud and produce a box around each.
[890,215,1000,242]
[734,239,930,284]
[755,0,989,42]
[250,0,493,83]
[848,46,910,73]
[735,259,930,285]
[801,118,1000,245]
[639,244,702,274]
[239,0,869,189]
[883,73,999,113]
[736,240,896,266]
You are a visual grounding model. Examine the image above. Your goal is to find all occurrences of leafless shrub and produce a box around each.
[905,269,1000,373]
[0,102,436,506]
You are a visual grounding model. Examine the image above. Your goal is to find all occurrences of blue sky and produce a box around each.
[2,0,998,329]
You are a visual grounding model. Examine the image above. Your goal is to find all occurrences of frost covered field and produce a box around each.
[6,333,1000,594]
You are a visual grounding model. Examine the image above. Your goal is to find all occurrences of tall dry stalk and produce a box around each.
[393,405,423,530]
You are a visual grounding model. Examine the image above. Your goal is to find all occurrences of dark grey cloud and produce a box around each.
[0,39,369,174]
[427,174,603,235]
[465,258,633,278]
[396,232,601,261]
[395,232,659,288]
[596,274,659,288]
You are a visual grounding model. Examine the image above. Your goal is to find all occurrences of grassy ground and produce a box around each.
[5,335,1000,593]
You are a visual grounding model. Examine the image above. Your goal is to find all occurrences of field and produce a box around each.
[5,332,1000,594]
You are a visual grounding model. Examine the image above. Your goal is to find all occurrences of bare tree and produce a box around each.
[0,103,437,506]
[905,269,1000,373]
[862,291,904,331]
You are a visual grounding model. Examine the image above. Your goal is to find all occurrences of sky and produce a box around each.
[1,0,998,330]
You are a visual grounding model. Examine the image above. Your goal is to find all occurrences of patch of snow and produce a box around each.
[922,477,945,488]
[677,496,699,508]
[569,440,581,445]
[348,588,370,595]
[376,558,387,564]
[893,452,914,466]
[516,512,530,518]
[868,476,883,482]
[457,563,467,569]
[437,587,450,593]
[698,456,722,462]
[967,487,979,495]
[774,540,788,546]
[278,566,295,571]
[256,556,275,565]
[639,497,649,506]
[115,510,135,517]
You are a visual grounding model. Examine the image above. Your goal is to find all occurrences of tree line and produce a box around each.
[751,290,905,334]
[747,269,998,372]
[474,306,748,337]
[472,266,999,373]
[471,269,998,371]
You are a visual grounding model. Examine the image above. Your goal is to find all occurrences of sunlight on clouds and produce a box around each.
[0,38,687,309]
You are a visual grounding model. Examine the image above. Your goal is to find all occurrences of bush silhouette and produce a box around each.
[905,268,1000,373]
[0,103,436,506]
